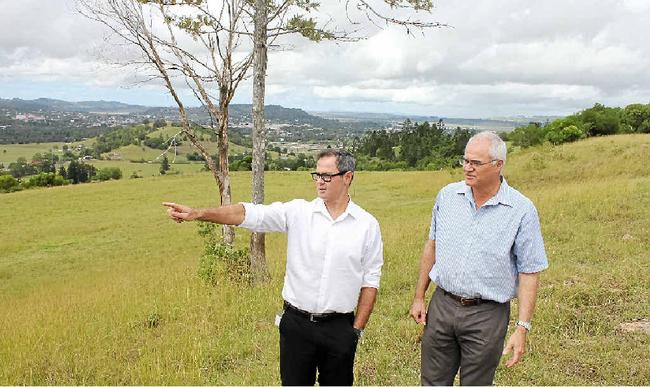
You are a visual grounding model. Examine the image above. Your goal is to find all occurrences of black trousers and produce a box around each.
[279,307,359,386]
[421,288,510,386]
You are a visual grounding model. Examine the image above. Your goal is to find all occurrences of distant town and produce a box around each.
[0,97,550,153]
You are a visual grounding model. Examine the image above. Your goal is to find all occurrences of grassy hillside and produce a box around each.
[0,134,648,384]
[0,143,67,165]
[0,125,251,168]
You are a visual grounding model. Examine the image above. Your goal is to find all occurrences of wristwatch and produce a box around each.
[516,320,532,331]
[353,328,364,339]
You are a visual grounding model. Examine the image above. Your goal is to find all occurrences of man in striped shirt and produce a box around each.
[410,131,548,385]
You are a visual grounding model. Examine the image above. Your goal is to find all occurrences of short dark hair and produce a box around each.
[317,149,356,172]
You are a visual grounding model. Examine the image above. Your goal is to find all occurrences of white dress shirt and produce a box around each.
[239,198,384,313]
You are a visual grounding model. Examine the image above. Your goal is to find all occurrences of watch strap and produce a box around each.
[516,320,532,331]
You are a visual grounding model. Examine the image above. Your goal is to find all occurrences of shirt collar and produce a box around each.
[313,197,360,220]
[456,176,514,207]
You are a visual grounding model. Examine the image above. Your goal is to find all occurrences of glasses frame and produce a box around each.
[310,171,348,182]
[459,157,499,168]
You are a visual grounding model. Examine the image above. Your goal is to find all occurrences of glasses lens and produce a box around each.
[459,158,466,166]
[311,172,333,182]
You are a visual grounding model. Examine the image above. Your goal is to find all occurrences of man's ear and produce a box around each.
[346,171,354,186]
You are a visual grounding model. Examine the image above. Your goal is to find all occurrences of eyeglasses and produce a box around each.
[459,158,498,168]
[310,171,348,182]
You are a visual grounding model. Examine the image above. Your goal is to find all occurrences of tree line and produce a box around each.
[351,102,650,170]
[505,102,650,148]
[187,151,316,172]
[353,120,475,170]
[0,152,123,194]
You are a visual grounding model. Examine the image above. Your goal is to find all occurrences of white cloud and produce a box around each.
[1,0,649,117]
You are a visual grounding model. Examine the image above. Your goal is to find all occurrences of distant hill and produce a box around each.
[0,98,149,114]
[309,111,559,132]
[0,98,343,125]
[1,97,551,132]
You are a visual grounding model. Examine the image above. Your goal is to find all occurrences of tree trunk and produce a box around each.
[250,0,270,283]
[218,94,235,245]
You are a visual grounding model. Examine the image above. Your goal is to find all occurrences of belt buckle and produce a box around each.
[460,297,477,306]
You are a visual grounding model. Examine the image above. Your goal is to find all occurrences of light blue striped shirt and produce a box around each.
[428,178,548,303]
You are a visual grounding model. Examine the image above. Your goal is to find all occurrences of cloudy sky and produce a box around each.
[1,0,648,118]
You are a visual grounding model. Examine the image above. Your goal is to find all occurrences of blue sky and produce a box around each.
[1,0,649,118]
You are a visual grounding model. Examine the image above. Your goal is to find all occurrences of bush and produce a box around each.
[186,152,204,161]
[622,103,650,132]
[545,125,586,145]
[0,175,22,193]
[580,103,621,136]
[638,119,650,134]
[21,172,68,189]
[197,223,252,285]
[97,167,122,181]
[510,123,547,148]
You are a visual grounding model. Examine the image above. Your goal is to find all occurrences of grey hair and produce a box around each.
[317,149,356,172]
[466,131,507,163]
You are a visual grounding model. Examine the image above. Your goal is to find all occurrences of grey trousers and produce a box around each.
[421,288,510,386]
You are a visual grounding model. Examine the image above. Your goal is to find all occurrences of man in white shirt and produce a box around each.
[163,149,384,386]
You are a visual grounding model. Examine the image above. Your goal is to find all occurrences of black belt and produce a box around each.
[441,288,497,307]
[283,301,353,322]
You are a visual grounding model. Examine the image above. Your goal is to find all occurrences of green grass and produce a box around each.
[0,139,100,165]
[0,143,66,165]
[87,160,205,177]
[104,139,249,163]
[1,134,649,384]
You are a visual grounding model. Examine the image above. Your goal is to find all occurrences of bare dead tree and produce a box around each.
[78,0,255,245]
[78,0,444,284]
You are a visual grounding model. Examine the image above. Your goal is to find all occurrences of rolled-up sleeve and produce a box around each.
[238,201,289,233]
[361,219,384,289]
[513,203,548,273]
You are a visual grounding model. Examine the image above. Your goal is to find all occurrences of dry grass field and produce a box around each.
[1,134,648,384]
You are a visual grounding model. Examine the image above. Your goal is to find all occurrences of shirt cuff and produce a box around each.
[362,274,381,289]
[238,202,256,229]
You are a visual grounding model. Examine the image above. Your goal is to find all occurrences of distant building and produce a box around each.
[15,113,45,122]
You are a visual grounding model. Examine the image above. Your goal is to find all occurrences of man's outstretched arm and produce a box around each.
[162,202,245,225]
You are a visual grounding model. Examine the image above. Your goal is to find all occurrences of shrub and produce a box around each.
[97,167,122,181]
[197,223,252,285]
[545,125,586,145]
[21,172,68,189]
[0,175,22,193]
[580,103,621,136]
[622,103,650,132]
[639,119,650,134]
[510,123,547,148]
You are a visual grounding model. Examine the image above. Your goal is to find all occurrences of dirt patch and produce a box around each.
[618,319,650,334]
